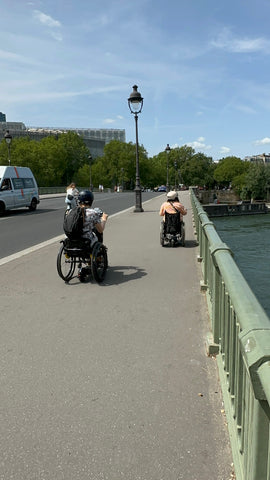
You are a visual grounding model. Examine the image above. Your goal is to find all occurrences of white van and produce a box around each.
[0,166,40,215]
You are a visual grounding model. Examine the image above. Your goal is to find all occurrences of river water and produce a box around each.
[213,214,270,318]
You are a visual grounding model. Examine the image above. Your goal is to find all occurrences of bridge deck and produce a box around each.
[0,191,233,479]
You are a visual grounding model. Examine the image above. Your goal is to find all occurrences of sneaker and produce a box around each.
[78,268,87,282]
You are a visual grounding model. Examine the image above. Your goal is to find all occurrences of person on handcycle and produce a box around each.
[159,190,187,220]
[78,190,108,246]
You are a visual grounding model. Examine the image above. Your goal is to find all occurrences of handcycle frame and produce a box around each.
[57,237,108,283]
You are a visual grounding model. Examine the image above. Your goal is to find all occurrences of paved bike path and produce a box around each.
[0,191,232,480]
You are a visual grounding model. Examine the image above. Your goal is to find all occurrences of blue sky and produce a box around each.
[1,0,270,160]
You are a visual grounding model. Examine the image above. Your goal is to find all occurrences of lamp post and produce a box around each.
[128,84,144,212]
[4,130,12,166]
[174,160,177,190]
[165,143,171,192]
[88,154,92,191]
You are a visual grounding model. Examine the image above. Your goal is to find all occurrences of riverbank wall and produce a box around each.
[203,202,268,217]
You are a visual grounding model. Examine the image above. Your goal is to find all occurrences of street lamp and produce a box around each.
[165,143,171,192]
[4,130,12,166]
[128,84,144,212]
[88,154,92,191]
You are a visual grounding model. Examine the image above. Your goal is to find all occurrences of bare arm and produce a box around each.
[95,213,108,233]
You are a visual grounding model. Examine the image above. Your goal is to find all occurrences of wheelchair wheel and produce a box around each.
[91,242,108,283]
[160,222,165,247]
[181,227,185,247]
[57,244,76,282]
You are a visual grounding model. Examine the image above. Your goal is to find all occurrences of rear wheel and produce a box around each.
[160,222,165,247]
[91,242,108,283]
[181,227,185,247]
[57,244,76,281]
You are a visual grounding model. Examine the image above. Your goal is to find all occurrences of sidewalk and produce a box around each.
[0,191,233,480]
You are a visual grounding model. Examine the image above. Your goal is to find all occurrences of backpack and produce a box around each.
[63,206,84,240]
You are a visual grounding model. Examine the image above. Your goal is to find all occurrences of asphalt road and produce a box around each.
[0,191,158,259]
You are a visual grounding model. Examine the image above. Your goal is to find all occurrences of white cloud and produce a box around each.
[254,137,270,145]
[33,10,61,28]
[186,137,212,151]
[32,10,62,41]
[220,146,231,155]
[104,118,115,124]
[211,27,270,54]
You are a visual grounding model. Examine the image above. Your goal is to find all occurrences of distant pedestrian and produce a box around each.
[65,182,79,209]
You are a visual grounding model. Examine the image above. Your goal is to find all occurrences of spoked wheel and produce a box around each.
[91,242,108,283]
[160,222,165,247]
[57,244,76,282]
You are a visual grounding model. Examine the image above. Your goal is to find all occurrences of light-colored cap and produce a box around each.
[167,191,177,200]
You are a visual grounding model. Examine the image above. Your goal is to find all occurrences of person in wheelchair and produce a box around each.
[78,190,108,246]
[159,190,187,220]
[159,191,187,246]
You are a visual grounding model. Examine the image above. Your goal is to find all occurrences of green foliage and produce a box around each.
[85,140,149,189]
[231,172,248,196]
[180,152,215,188]
[2,134,268,198]
[0,132,89,187]
[242,163,270,200]
[213,156,249,187]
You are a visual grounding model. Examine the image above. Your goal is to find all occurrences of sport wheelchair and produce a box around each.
[160,211,185,247]
[57,237,108,283]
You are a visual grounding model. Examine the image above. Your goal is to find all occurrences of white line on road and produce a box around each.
[0,205,139,266]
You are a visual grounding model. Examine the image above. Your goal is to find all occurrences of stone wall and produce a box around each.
[198,189,240,204]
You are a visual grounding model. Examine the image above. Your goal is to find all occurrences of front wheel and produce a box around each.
[91,242,108,283]
[0,202,5,216]
[57,244,76,281]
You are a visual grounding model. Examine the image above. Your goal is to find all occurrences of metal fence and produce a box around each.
[190,188,270,480]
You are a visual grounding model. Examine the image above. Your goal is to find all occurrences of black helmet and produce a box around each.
[78,190,94,206]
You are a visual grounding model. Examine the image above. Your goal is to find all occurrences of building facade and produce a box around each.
[244,153,270,164]
[0,121,126,158]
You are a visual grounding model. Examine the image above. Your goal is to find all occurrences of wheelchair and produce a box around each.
[160,211,185,247]
[57,237,108,283]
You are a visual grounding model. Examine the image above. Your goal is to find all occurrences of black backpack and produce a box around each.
[63,206,84,240]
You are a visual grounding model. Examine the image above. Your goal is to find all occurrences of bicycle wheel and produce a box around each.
[91,242,108,283]
[57,244,76,281]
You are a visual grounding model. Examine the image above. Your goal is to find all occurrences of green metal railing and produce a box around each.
[190,188,270,480]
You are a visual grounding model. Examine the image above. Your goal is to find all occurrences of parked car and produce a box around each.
[157,185,167,192]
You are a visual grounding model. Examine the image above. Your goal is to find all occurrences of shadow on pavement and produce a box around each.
[104,265,147,285]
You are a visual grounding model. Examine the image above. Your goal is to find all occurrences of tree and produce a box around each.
[57,131,90,185]
[87,140,148,189]
[213,156,248,188]
[243,163,270,200]
[148,145,196,189]
[180,152,215,188]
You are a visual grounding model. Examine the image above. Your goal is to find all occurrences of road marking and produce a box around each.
[0,205,139,266]
[0,196,159,265]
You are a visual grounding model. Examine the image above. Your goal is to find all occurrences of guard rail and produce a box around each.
[190,188,270,480]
